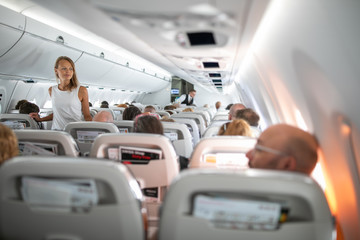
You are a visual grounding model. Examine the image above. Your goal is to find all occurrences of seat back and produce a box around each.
[156,111,171,118]
[90,133,179,191]
[202,120,230,138]
[113,120,134,133]
[159,168,334,240]
[109,107,126,121]
[212,113,229,121]
[189,136,256,169]
[0,113,39,129]
[15,130,79,157]
[171,118,200,146]
[162,121,193,158]
[173,112,207,134]
[90,133,179,221]
[39,109,53,130]
[0,156,145,240]
[64,122,119,156]
[194,110,211,126]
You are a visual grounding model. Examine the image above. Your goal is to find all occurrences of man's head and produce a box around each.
[215,101,221,110]
[228,103,246,120]
[93,111,114,123]
[234,108,260,127]
[19,102,40,114]
[246,124,318,175]
[144,105,156,113]
[189,89,196,98]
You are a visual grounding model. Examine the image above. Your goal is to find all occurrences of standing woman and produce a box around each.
[31,56,92,130]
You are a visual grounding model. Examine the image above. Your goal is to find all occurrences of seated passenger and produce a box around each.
[0,123,18,164]
[134,114,163,134]
[217,119,253,137]
[228,103,246,120]
[19,102,42,128]
[215,101,221,111]
[93,111,114,123]
[15,99,28,110]
[122,106,141,120]
[100,100,109,108]
[234,108,260,127]
[164,105,177,110]
[117,103,128,108]
[144,105,156,113]
[182,107,194,112]
[19,102,40,115]
[246,124,318,175]
[160,116,175,122]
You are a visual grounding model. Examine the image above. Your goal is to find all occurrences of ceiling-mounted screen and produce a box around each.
[187,32,216,46]
[209,73,221,78]
[203,62,219,68]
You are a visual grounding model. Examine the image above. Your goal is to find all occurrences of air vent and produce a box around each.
[203,62,219,68]
[209,73,221,78]
[187,32,216,46]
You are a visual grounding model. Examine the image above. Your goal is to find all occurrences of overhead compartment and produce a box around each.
[0,5,26,57]
[99,63,170,92]
[0,5,171,92]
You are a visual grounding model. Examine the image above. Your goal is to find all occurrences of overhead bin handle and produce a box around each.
[56,35,64,44]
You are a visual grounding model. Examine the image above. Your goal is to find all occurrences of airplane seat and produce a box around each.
[171,118,200,146]
[39,109,53,130]
[194,110,211,126]
[89,109,98,118]
[158,168,334,240]
[89,133,179,223]
[14,129,80,157]
[189,136,256,169]
[64,122,119,156]
[113,120,134,133]
[0,156,145,240]
[202,120,230,138]
[171,113,206,137]
[109,107,126,121]
[8,109,19,113]
[212,113,229,121]
[161,121,193,158]
[0,113,40,129]
[250,126,262,137]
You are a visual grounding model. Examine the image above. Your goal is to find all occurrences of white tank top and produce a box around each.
[51,85,82,130]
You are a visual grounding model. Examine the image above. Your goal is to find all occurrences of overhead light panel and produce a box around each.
[203,62,219,68]
[209,73,221,78]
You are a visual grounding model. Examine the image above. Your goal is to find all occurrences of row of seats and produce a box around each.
[0,156,334,240]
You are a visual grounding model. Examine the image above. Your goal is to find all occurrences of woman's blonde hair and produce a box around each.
[182,108,194,112]
[218,119,253,137]
[0,124,18,164]
[54,56,79,91]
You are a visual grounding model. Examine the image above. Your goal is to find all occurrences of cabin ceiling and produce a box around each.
[30,0,270,93]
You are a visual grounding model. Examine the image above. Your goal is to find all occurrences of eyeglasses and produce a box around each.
[253,144,288,157]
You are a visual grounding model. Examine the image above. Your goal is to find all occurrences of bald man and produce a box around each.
[93,111,114,123]
[246,124,318,175]
[228,103,246,120]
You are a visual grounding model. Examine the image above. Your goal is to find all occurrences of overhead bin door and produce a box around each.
[0,6,26,57]
[0,16,82,80]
